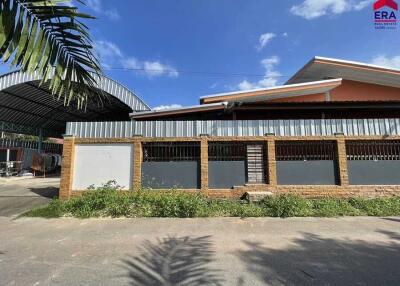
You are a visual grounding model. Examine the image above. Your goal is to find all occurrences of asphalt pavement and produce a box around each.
[0,216,399,286]
[0,177,59,217]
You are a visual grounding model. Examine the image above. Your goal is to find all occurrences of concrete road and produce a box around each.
[0,217,399,286]
[0,177,59,217]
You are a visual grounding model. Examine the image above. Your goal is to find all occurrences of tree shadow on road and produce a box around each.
[236,230,400,286]
[122,235,223,286]
[381,217,400,223]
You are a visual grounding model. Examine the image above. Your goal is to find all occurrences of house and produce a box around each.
[60,57,400,199]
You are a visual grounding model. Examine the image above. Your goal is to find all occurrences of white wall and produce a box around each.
[72,144,133,190]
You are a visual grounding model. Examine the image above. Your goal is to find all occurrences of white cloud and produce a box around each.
[153,104,183,111]
[236,56,281,90]
[371,55,400,69]
[104,9,120,20]
[122,57,141,70]
[86,0,120,20]
[256,33,276,51]
[210,82,218,89]
[282,32,289,37]
[144,61,179,78]
[86,0,101,12]
[94,40,179,78]
[93,40,122,68]
[290,0,373,20]
[94,40,122,59]
[353,0,372,10]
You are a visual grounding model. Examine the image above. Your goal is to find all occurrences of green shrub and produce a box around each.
[22,181,400,218]
[202,200,264,217]
[63,181,125,218]
[348,197,400,216]
[145,190,208,218]
[22,199,64,218]
[261,195,313,217]
[311,199,362,217]
[232,202,265,217]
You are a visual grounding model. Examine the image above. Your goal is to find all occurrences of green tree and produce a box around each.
[0,0,102,109]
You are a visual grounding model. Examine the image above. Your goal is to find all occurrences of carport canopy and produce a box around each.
[0,70,150,138]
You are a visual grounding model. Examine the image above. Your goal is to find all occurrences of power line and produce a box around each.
[102,66,294,78]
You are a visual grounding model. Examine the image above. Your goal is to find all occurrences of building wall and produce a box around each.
[331,80,400,102]
[59,135,400,200]
[268,80,400,103]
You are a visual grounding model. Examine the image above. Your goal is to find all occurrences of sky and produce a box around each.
[2,0,400,110]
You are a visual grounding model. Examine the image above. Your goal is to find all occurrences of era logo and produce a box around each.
[374,0,398,25]
[374,0,398,10]
[375,10,397,19]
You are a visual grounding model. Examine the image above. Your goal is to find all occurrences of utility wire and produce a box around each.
[102,66,295,78]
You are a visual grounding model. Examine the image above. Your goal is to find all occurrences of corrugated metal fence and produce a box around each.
[66,118,400,138]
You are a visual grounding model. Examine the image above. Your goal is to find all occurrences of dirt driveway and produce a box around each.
[0,177,59,217]
[0,216,399,286]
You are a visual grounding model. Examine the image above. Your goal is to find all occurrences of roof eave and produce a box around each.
[130,102,228,119]
[287,56,400,86]
[200,78,342,104]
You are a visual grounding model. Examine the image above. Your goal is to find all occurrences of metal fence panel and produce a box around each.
[66,118,400,138]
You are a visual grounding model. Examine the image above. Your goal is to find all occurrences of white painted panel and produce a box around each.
[72,144,133,190]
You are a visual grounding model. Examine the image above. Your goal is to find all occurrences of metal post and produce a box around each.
[38,128,43,153]
[6,148,10,176]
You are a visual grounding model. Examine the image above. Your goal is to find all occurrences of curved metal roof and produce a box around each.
[0,70,150,137]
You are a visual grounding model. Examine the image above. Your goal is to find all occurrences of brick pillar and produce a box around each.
[133,139,142,190]
[200,136,209,191]
[267,137,277,186]
[335,134,349,186]
[59,135,75,200]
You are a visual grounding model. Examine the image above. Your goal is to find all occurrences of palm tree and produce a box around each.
[0,0,102,109]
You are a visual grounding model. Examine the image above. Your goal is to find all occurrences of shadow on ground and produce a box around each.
[381,217,400,223]
[28,187,58,198]
[236,230,400,286]
[122,236,224,286]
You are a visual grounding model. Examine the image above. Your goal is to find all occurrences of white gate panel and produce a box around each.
[72,144,133,190]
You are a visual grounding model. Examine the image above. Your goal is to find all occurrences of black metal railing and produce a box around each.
[142,142,200,162]
[276,141,337,161]
[346,140,400,161]
[208,142,247,161]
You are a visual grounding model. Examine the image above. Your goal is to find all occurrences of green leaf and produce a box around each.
[11,14,31,66]
[1,0,103,109]
[22,18,39,69]
[2,6,25,62]
[0,0,17,53]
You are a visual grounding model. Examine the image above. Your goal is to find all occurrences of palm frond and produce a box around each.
[0,0,102,109]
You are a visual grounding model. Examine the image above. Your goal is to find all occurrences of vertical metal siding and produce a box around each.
[65,118,400,138]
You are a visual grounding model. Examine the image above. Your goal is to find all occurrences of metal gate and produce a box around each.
[246,144,266,184]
